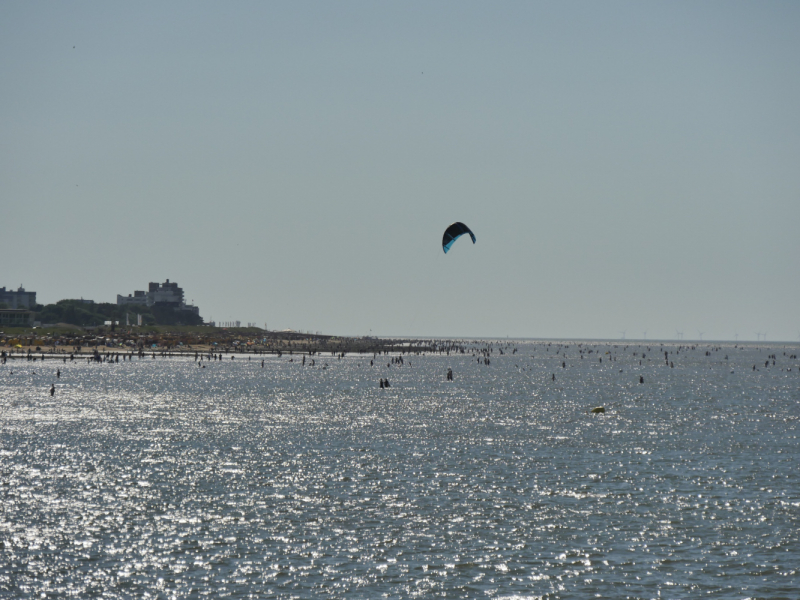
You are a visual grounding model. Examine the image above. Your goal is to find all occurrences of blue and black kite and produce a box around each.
[442,222,476,254]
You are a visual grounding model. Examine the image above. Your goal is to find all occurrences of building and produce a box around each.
[117,279,200,317]
[116,290,148,306]
[0,309,34,326]
[148,279,183,307]
[0,286,37,309]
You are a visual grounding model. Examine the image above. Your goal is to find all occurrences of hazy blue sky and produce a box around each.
[2,1,798,340]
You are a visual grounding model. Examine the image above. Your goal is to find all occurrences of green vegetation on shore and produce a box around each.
[2,304,431,354]
[34,299,203,327]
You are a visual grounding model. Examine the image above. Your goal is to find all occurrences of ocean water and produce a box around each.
[1,341,798,599]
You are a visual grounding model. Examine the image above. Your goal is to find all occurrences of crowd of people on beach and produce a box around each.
[3,335,798,402]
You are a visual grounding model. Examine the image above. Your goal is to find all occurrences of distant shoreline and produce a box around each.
[0,334,436,359]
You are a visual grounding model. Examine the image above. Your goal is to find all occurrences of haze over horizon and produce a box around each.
[2,2,798,341]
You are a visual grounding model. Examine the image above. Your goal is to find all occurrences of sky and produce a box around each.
[2,1,799,341]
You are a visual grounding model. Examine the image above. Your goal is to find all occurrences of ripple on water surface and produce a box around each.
[1,342,798,598]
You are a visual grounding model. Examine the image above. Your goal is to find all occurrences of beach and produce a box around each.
[0,327,434,359]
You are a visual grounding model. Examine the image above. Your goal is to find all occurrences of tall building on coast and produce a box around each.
[0,286,36,309]
[117,279,200,317]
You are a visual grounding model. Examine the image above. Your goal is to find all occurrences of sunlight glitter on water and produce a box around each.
[1,341,798,598]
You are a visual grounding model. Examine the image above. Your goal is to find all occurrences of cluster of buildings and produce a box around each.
[117,279,200,316]
[0,279,201,327]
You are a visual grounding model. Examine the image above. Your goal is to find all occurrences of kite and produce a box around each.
[442,222,476,254]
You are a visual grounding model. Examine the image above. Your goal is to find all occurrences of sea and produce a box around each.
[1,340,798,599]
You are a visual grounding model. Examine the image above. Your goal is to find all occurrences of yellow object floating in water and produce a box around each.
[591,406,605,414]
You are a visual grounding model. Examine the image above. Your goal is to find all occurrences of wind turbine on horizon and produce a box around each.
[643,331,647,340]
[697,330,704,341]
[620,331,626,340]
[675,329,684,340]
